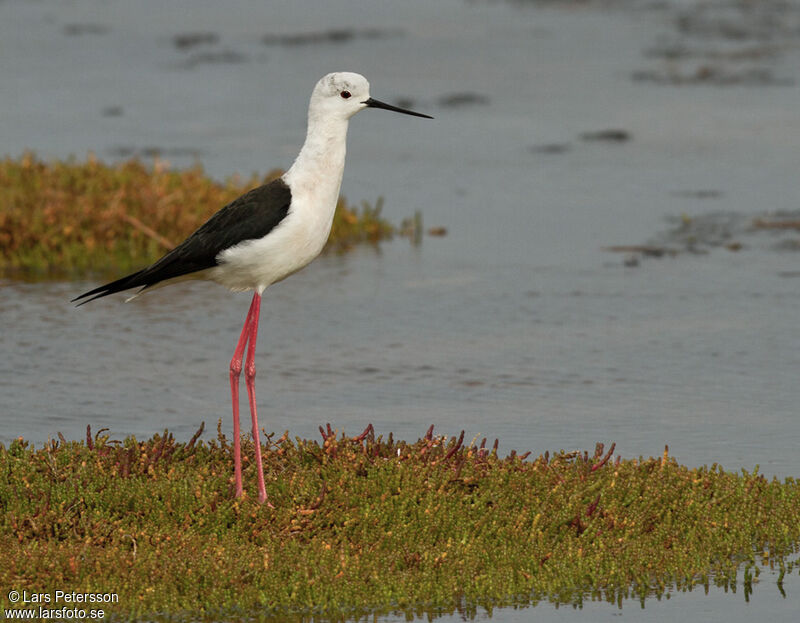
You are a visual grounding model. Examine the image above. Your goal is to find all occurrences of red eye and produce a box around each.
[340,91,351,99]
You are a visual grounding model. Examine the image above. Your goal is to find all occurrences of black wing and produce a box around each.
[72,178,292,305]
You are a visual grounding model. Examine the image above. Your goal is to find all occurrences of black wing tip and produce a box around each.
[72,269,147,306]
[71,285,104,304]
[72,287,106,306]
[72,287,117,307]
[71,291,106,307]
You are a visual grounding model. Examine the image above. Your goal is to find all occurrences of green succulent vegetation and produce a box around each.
[1,425,798,621]
[0,153,397,280]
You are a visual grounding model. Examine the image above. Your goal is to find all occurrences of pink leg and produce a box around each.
[243,293,270,505]
[229,293,260,499]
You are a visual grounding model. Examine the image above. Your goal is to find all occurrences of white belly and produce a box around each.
[209,191,336,293]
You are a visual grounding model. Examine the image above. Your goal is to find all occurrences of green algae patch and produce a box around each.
[0,153,398,280]
[1,425,799,621]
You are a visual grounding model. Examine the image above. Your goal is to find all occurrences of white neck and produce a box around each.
[283,113,350,203]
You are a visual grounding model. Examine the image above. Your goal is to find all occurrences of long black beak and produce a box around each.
[363,97,433,119]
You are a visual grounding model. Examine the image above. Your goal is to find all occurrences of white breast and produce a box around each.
[210,194,335,293]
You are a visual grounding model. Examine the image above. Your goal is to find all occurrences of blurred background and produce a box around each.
[1,0,800,617]
[3,0,800,471]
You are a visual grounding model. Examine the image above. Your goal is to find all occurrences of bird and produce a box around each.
[73,72,432,504]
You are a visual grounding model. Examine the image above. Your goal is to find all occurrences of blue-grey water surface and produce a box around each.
[1,0,799,620]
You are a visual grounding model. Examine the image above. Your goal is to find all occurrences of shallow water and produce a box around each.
[2,0,800,619]
[374,567,800,623]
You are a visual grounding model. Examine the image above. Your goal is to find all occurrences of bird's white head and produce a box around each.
[309,72,433,122]
[310,72,372,121]
[288,72,431,189]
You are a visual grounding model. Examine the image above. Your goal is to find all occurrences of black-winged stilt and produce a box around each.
[73,72,432,504]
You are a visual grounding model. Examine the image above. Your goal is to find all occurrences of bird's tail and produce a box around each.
[71,269,147,306]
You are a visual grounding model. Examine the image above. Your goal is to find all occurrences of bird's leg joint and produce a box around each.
[244,361,256,381]
[230,356,244,377]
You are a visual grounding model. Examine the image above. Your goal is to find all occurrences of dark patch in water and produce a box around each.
[178,50,248,69]
[671,190,724,199]
[394,97,417,110]
[673,1,800,42]
[645,41,780,62]
[772,239,800,252]
[580,129,631,143]
[632,66,793,86]
[168,32,241,69]
[261,28,402,46]
[101,106,124,118]
[529,143,572,154]
[437,93,491,108]
[173,32,219,50]
[606,210,800,264]
[633,0,800,87]
[108,146,203,159]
